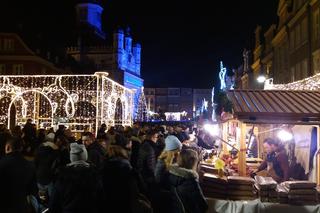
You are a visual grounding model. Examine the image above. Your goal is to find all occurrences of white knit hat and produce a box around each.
[70,143,88,162]
[165,135,182,151]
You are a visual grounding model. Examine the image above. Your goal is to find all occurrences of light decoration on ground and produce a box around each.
[264,73,320,91]
[0,72,134,135]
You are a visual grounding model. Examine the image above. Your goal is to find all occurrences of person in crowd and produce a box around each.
[37,128,46,146]
[165,149,208,213]
[129,127,143,169]
[106,126,116,144]
[34,132,59,202]
[97,123,107,139]
[64,129,76,144]
[0,136,38,213]
[0,125,11,159]
[102,134,151,213]
[54,134,70,168]
[196,130,215,150]
[49,143,104,213]
[82,131,106,169]
[12,125,23,138]
[155,135,182,186]
[137,129,159,187]
[251,138,289,183]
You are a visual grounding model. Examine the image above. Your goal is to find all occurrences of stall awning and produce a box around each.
[227,90,320,123]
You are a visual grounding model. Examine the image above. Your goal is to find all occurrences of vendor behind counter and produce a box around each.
[251,138,289,183]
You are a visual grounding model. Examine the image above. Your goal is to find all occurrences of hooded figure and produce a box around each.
[49,143,104,213]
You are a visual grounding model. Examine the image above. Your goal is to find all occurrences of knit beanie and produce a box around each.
[164,135,182,151]
[70,143,88,162]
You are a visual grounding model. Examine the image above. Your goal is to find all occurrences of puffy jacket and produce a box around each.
[34,142,59,185]
[166,165,208,213]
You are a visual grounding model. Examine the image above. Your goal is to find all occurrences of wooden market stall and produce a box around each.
[223,89,320,184]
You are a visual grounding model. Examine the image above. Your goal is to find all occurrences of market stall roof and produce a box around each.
[226,90,320,124]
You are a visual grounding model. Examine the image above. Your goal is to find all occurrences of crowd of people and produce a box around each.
[0,119,216,213]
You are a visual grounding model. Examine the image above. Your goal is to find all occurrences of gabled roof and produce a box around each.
[227,90,320,124]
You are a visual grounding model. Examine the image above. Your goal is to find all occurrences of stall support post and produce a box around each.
[317,126,320,185]
[238,122,247,176]
[222,122,229,155]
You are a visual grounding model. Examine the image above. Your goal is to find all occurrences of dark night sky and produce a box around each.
[1,0,278,88]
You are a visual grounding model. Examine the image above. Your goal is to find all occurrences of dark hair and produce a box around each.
[6,136,23,152]
[263,138,278,146]
[178,149,199,170]
[115,134,130,149]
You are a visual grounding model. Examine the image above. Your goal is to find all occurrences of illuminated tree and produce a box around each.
[135,87,147,122]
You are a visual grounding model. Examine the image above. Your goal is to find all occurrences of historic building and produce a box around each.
[0,33,65,75]
[145,87,212,119]
[66,0,143,93]
[236,0,320,88]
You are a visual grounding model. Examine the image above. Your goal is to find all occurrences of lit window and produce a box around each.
[13,64,24,75]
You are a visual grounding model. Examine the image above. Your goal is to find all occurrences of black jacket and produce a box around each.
[130,136,142,169]
[34,142,59,185]
[87,142,106,170]
[166,165,208,213]
[0,152,38,213]
[49,161,104,213]
[137,140,157,184]
[102,157,148,213]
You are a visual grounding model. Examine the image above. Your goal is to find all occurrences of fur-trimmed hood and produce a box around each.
[42,141,59,150]
[169,165,199,181]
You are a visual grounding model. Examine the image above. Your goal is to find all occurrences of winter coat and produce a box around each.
[166,165,208,213]
[49,161,104,213]
[0,152,38,213]
[130,136,142,169]
[102,157,150,213]
[137,140,157,184]
[87,142,106,170]
[155,158,168,186]
[34,142,59,185]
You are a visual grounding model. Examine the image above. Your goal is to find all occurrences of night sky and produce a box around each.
[1,0,278,88]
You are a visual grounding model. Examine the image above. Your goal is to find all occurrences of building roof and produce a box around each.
[226,90,320,124]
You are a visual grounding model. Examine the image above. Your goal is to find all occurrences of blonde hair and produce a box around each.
[158,149,180,168]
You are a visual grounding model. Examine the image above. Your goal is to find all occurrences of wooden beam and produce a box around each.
[238,122,247,176]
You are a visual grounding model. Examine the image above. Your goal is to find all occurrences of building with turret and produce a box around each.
[66,0,143,93]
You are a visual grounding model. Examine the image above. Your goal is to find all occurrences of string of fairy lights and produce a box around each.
[265,73,320,91]
[0,72,134,133]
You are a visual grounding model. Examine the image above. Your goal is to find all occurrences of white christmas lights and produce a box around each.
[0,72,134,134]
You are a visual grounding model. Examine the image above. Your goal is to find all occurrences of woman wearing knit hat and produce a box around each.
[49,143,105,213]
[155,135,182,186]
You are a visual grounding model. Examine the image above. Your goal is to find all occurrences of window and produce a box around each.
[0,64,5,75]
[295,24,301,47]
[290,31,295,50]
[295,63,301,80]
[13,64,24,75]
[302,59,308,78]
[3,39,14,51]
[313,10,320,43]
[301,17,308,42]
[290,67,295,82]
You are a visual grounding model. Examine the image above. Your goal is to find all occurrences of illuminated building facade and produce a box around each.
[236,0,320,88]
[67,0,143,114]
[145,87,212,120]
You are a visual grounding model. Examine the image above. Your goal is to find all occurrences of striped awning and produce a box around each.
[226,90,320,123]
